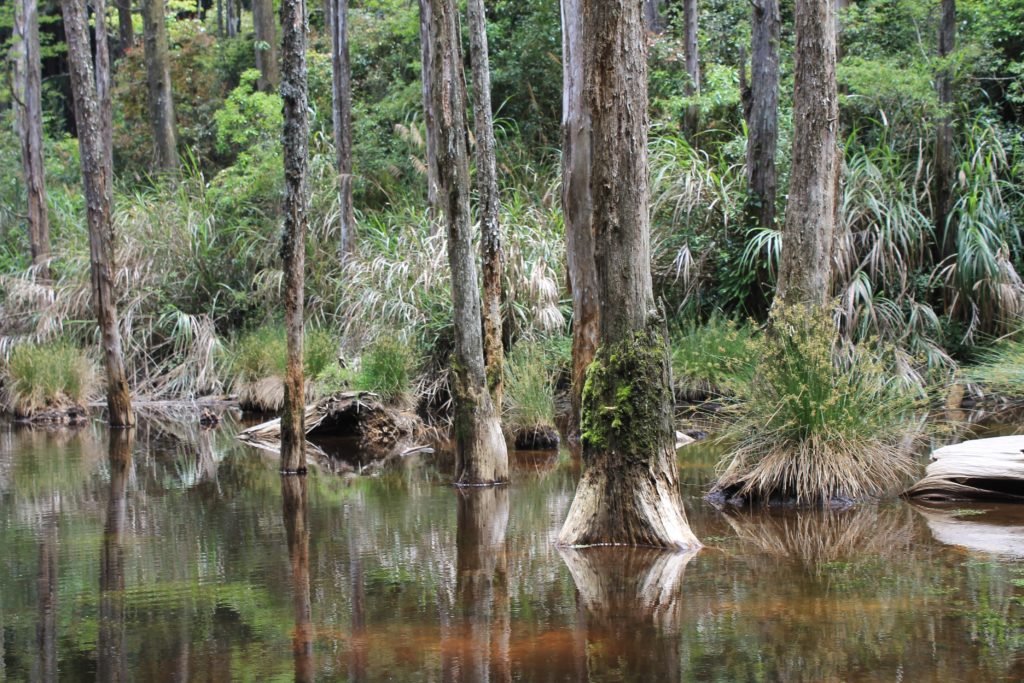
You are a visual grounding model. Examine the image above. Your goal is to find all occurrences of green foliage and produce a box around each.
[503,340,559,434]
[966,337,1024,399]
[354,337,416,404]
[214,70,282,156]
[228,324,337,385]
[671,316,755,397]
[1,342,96,416]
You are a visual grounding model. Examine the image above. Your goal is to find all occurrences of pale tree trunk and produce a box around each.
[419,0,441,219]
[776,0,838,309]
[328,0,355,263]
[557,0,699,550]
[682,0,700,138]
[116,0,134,55]
[642,0,664,33]
[466,0,504,410]
[279,0,309,474]
[95,0,114,181]
[142,0,179,172]
[226,0,238,37]
[253,0,280,92]
[935,0,956,258]
[62,0,135,427]
[561,0,598,438]
[744,0,779,233]
[12,0,52,280]
[98,430,131,683]
[281,476,314,683]
[429,0,508,486]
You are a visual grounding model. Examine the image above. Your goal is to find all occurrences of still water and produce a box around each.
[2,414,1024,682]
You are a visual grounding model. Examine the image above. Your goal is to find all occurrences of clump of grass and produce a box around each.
[228,324,338,410]
[504,341,559,445]
[965,338,1024,400]
[1,343,96,417]
[353,337,416,405]
[713,304,923,505]
[671,316,756,398]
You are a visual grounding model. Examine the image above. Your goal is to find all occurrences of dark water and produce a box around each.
[3,413,1024,682]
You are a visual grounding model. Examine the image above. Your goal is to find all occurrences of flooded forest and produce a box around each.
[2,0,1024,680]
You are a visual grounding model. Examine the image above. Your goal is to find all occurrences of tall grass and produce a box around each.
[353,337,416,405]
[965,337,1024,400]
[227,324,338,410]
[503,341,560,438]
[1,343,97,416]
[670,316,755,397]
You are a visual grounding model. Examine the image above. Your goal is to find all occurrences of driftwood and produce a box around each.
[904,436,1024,502]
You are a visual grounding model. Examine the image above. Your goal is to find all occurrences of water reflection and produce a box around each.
[98,429,131,683]
[558,547,699,681]
[914,503,1024,557]
[33,492,58,682]
[281,475,314,682]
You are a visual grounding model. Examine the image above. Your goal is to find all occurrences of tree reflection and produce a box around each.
[281,475,314,683]
[558,546,700,681]
[441,486,511,683]
[33,498,58,682]
[98,430,132,683]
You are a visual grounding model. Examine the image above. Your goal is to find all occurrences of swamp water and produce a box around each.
[2,414,1024,682]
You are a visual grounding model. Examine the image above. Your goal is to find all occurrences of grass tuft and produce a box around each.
[671,316,755,398]
[228,324,338,411]
[503,340,561,442]
[1,343,97,417]
[353,337,416,405]
[965,338,1024,400]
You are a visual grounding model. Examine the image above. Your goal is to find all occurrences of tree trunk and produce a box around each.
[328,0,355,263]
[561,0,599,439]
[682,0,700,138]
[466,0,504,411]
[557,0,699,551]
[279,0,309,474]
[429,0,508,486]
[934,0,956,258]
[116,0,134,55]
[226,0,238,37]
[775,0,838,309]
[419,0,441,219]
[98,430,131,683]
[744,0,780,233]
[217,0,223,36]
[12,0,52,280]
[62,0,135,427]
[642,0,664,33]
[142,0,179,172]
[253,0,280,93]
[281,476,314,683]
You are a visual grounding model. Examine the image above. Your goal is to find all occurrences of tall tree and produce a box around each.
[279,0,310,473]
[561,0,598,437]
[226,0,238,37]
[742,0,780,234]
[934,0,956,257]
[682,0,701,137]
[62,0,134,427]
[141,0,179,172]
[775,0,838,308]
[253,0,280,92]
[557,0,700,550]
[328,0,355,262]
[466,0,504,410]
[419,0,441,218]
[115,0,134,55]
[429,0,508,486]
[11,0,52,279]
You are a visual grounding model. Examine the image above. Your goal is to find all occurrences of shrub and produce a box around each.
[1,343,96,417]
[965,338,1024,399]
[354,337,416,405]
[503,341,558,437]
[671,316,755,398]
[713,304,923,505]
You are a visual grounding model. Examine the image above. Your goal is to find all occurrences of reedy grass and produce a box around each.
[670,315,755,398]
[965,337,1024,400]
[352,336,416,405]
[228,324,338,411]
[503,340,562,438]
[1,342,97,417]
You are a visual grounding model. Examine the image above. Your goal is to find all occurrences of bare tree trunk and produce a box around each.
[282,476,314,683]
[253,0,280,92]
[775,0,838,309]
[12,0,52,280]
[116,0,134,56]
[682,0,700,138]
[561,0,599,439]
[642,0,664,33]
[328,0,355,262]
[419,0,441,220]
[142,0,179,172]
[466,0,504,411]
[226,0,238,37]
[62,0,135,427]
[217,0,223,36]
[429,0,508,486]
[935,0,956,258]
[557,0,699,550]
[98,430,131,683]
[744,0,780,233]
[279,0,309,474]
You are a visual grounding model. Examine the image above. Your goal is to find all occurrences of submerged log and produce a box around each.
[904,436,1024,502]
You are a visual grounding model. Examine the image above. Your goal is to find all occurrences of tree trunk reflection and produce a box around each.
[98,430,132,683]
[281,476,314,683]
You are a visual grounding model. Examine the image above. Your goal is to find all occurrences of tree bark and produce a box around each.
[98,430,131,683]
[557,0,699,551]
[116,0,134,55]
[419,0,441,219]
[279,0,309,474]
[682,0,701,138]
[62,0,135,427]
[142,0,180,172]
[744,0,780,233]
[561,0,599,439]
[12,0,52,280]
[775,0,838,309]
[466,0,505,411]
[281,476,314,683]
[328,0,355,263]
[226,0,238,37]
[934,0,956,258]
[253,0,280,93]
[429,0,508,486]
[642,0,664,33]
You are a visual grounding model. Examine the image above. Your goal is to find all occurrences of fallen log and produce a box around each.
[904,435,1024,502]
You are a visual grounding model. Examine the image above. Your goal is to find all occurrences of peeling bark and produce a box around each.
[466,0,504,410]
[557,0,699,551]
[776,0,838,309]
[280,0,309,473]
[429,0,508,486]
[328,0,355,263]
[142,0,180,172]
[62,0,134,427]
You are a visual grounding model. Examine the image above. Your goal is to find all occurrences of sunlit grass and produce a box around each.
[1,342,96,417]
